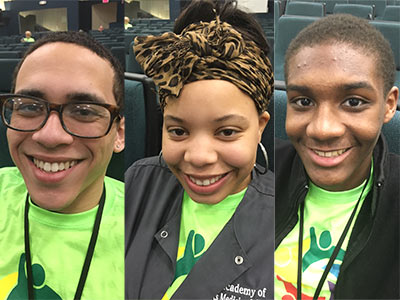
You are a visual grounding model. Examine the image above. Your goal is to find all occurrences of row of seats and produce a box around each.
[277,0,400,17]
[86,30,126,70]
[282,1,400,19]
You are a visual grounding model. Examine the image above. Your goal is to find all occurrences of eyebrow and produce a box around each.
[164,115,184,123]
[14,89,107,104]
[164,114,248,123]
[341,82,375,91]
[67,92,107,104]
[286,81,375,93]
[286,84,311,94]
[213,114,248,123]
[15,89,45,99]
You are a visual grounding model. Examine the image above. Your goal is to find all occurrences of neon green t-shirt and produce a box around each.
[163,188,246,300]
[22,37,35,43]
[0,167,124,300]
[275,166,373,300]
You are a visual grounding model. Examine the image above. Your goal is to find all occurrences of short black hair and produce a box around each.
[11,31,124,110]
[285,14,395,96]
[174,0,270,58]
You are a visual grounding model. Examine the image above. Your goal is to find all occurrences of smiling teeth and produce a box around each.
[189,175,223,186]
[314,149,347,157]
[33,158,77,173]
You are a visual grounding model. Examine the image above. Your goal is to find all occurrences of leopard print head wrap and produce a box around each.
[133,17,273,113]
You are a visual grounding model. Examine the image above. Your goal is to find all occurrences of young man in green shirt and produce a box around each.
[275,14,399,299]
[0,31,125,299]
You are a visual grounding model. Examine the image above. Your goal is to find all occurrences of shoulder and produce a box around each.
[104,176,124,194]
[126,156,170,172]
[0,167,26,191]
[125,157,183,244]
[383,152,400,188]
[249,169,274,200]
[275,138,297,170]
[0,166,23,178]
[275,138,306,185]
[125,156,182,212]
[0,167,26,208]
[125,156,178,189]
[104,176,124,216]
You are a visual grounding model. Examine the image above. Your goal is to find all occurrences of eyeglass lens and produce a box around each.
[2,96,113,138]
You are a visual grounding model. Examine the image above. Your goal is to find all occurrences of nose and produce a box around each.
[183,135,218,168]
[306,104,345,141]
[31,112,74,148]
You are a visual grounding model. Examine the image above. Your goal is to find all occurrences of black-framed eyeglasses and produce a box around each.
[0,94,121,139]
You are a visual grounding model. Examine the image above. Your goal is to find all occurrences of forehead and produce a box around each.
[15,42,115,104]
[287,43,383,93]
[164,80,257,115]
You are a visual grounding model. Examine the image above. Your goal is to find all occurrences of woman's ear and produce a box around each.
[258,111,270,142]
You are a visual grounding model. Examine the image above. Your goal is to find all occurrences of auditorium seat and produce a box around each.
[317,0,348,14]
[348,0,386,19]
[0,50,21,58]
[124,72,162,167]
[0,58,20,92]
[274,15,320,81]
[286,1,326,17]
[370,20,400,88]
[126,40,144,74]
[333,3,375,19]
[111,46,125,70]
[382,5,400,21]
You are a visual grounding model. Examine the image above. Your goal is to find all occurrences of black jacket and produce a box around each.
[125,157,275,299]
[275,136,400,299]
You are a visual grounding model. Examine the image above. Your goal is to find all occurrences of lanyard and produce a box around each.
[297,173,370,300]
[24,187,106,300]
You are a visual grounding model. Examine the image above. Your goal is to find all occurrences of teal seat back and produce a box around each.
[0,122,14,168]
[274,89,289,140]
[126,40,144,73]
[275,15,320,81]
[333,4,374,19]
[382,6,400,21]
[382,109,400,155]
[370,20,400,87]
[286,2,326,17]
[0,59,20,92]
[124,78,146,167]
[349,0,387,19]
[316,0,348,14]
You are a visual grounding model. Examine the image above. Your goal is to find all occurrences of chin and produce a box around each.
[186,191,226,205]
[29,192,73,212]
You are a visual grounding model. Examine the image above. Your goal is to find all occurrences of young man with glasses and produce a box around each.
[275,14,399,299]
[0,32,125,299]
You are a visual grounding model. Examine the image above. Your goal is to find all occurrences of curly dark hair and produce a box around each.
[11,31,124,110]
[284,14,396,96]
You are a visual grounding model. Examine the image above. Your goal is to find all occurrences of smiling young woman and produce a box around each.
[124,1,275,299]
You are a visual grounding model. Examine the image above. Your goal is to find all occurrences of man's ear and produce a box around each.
[113,116,125,153]
[258,111,270,142]
[383,86,399,124]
